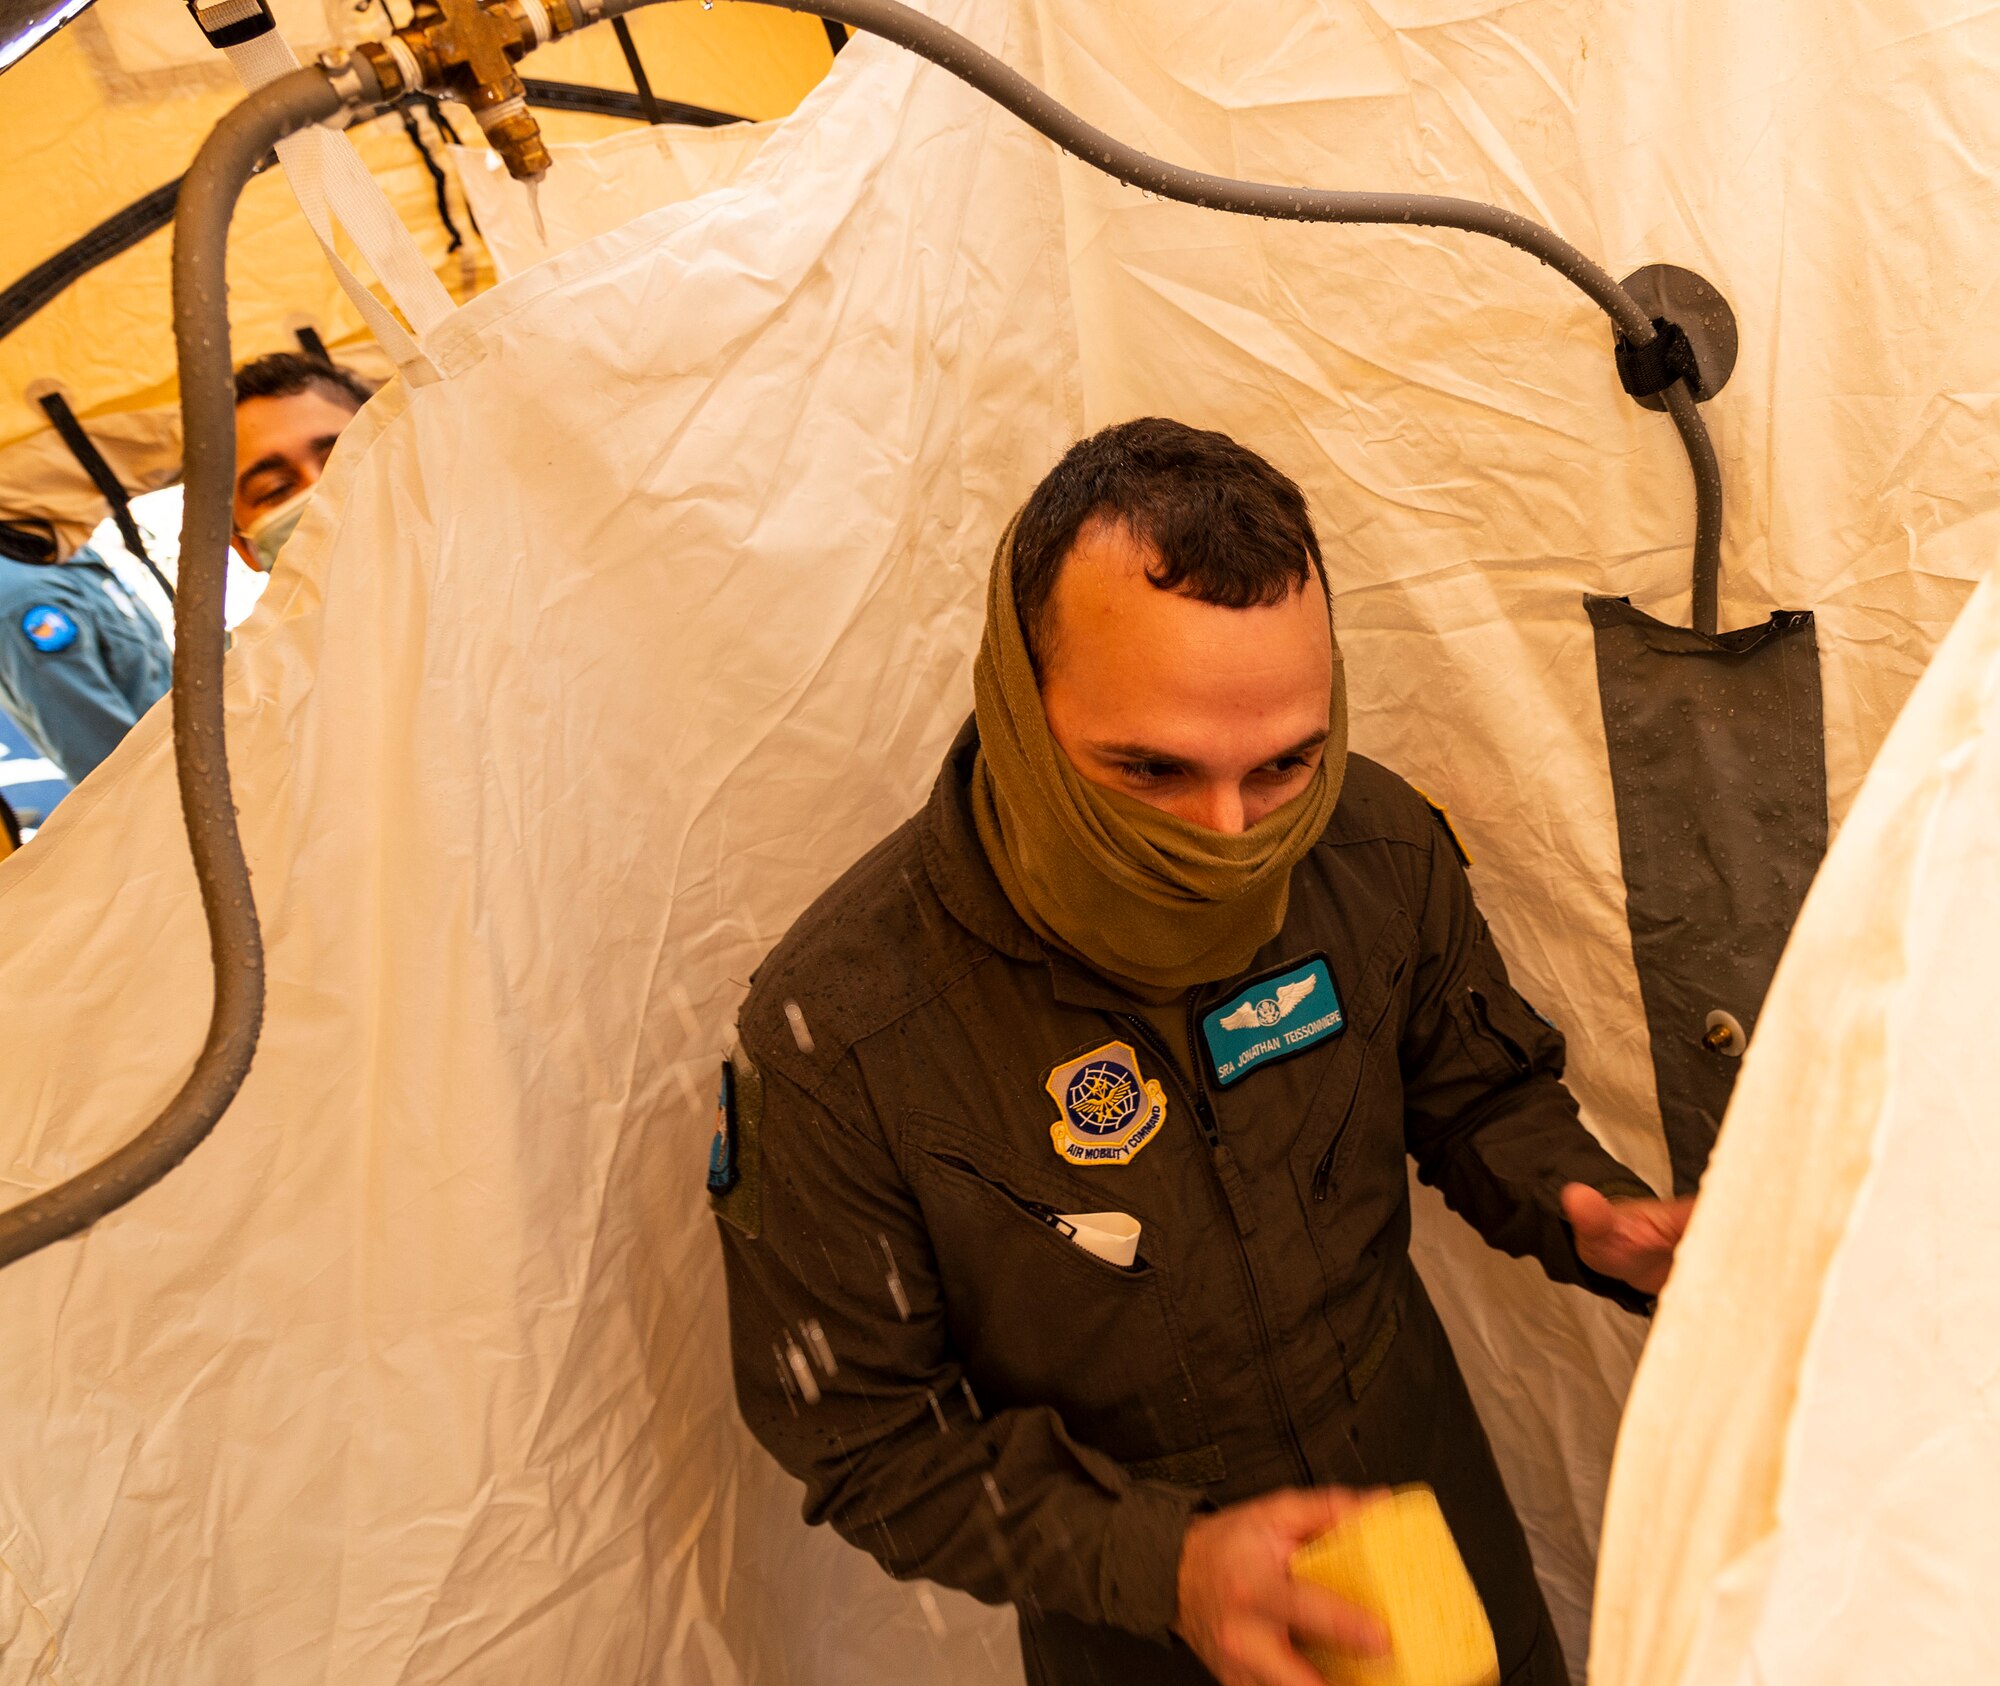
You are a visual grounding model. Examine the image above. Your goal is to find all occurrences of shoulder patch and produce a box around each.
[708,1052,763,1239]
[19,604,78,654]
[1410,784,1473,867]
[707,1061,740,1196]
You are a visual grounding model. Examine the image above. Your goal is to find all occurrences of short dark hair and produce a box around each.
[1010,417,1326,673]
[233,352,373,412]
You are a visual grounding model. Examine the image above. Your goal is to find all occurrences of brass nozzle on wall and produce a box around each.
[340,0,591,183]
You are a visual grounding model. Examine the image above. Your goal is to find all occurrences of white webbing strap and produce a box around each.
[225,28,454,381]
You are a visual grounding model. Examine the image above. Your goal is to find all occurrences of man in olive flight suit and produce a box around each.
[710,419,1690,1686]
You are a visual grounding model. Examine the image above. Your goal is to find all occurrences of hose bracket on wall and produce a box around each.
[1616,319,1701,399]
[1618,261,1739,411]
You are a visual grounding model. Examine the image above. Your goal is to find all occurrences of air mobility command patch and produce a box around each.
[1044,1040,1167,1167]
[1201,955,1345,1087]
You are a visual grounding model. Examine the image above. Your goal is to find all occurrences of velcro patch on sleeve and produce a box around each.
[1410,783,1473,868]
[708,1052,763,1240]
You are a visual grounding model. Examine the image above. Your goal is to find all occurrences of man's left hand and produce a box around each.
[1560,1184,1694,1297]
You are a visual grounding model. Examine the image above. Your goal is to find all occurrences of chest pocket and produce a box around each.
[904,1111,1213,1473]
[1289,910,1414,1212]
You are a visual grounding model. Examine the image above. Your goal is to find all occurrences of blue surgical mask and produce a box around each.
[242,487,312,571]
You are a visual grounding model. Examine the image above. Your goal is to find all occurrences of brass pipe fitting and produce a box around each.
[346,0,587,183]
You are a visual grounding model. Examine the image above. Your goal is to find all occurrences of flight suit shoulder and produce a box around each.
[0,560,120,640]
[739,813,989,1109]
[0,559,77,618]
[1319,754,1446,851]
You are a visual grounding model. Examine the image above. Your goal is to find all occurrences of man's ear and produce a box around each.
[229,532,266,573]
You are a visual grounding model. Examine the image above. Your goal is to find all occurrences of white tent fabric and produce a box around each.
[452,122,778,279]
[1,0,1997,1680]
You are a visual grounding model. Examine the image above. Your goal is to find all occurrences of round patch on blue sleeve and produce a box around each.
[20,604,79,653]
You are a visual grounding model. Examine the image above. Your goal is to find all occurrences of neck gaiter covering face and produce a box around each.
[969,518,1348,998]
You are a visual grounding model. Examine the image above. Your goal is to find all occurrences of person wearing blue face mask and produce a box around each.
[229,353,373,573]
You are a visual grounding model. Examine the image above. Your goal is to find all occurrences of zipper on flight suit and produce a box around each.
[934,1154,1083,1242]
[1310,1132,1347,1203]
[1117,1008,1316,1487]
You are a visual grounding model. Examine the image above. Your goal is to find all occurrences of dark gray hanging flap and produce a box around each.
[1585,595,1828,1195]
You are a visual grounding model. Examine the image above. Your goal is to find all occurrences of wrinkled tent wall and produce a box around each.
[451,120,779,278]
[2,0,1999,1680]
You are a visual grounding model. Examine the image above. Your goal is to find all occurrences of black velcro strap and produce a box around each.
[0,179,182,347]
[185,0,275,48]
[37,392,175,602]
[0,519,58,565]
[38,392,139,555]
[1615,317,1702,399]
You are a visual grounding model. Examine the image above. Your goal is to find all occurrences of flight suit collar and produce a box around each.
[919,716,1049,966]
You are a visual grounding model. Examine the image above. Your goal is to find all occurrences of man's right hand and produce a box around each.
[1172,1486,1392,1686]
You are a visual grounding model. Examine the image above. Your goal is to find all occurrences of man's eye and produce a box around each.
[1120,760,1181,784]
[1257,756,1312,779]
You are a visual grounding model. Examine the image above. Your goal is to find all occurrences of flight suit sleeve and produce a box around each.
[714,1055,1198,1640]
[1397,817,1659,1314]
[0,606,145,785]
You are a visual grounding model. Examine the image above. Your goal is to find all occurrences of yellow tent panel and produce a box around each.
[0,0,833,464]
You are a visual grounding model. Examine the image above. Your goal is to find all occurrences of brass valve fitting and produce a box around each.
[342,0,594,183]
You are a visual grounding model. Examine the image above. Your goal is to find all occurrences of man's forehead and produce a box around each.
[1045,534,1324,663]
[235,388,358,452]
[1050,515,1324,614]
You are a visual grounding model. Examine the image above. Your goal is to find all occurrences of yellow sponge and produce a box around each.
[1287,1486,1500,1686]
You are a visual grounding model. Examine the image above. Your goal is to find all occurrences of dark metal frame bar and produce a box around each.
[36,390,176,600]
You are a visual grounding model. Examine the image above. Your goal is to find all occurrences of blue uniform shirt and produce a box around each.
[0,547,172,785]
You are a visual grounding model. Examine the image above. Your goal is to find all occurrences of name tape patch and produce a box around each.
[1044,1039,1167,1167]
[1201,956,1344,1087]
